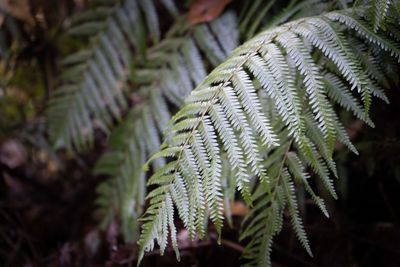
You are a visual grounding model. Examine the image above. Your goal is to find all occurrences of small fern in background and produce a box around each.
[47,0,179,150]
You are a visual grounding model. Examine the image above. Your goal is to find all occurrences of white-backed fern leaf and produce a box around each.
[138,7,398,266]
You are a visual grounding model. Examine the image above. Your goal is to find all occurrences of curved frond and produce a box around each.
[138,8,399,265]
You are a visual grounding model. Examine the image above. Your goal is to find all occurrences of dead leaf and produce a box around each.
[231,201,249,216]
[0,0,35,26]
[188,0,232,25]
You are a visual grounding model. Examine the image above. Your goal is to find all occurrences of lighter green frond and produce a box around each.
[48,0,176,150]
[371,0,392,32]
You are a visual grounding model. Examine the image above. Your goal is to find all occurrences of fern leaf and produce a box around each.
[138,8,399,266]
[281,169,313,256]
[48,0,176,150]
[371,0,392,32]
[286,152,329,217]
[95,12,238,242]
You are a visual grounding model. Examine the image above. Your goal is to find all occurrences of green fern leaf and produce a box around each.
[48,0,176,150]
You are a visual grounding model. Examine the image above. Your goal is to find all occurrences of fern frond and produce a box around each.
[138,7,399,265]
[282,168,313,256]
[94,12,238,241]
[370,0,392,31]
[285,151,329,217]
[241,181,284,267]
[94,110,146,241]
[47,0,177,150]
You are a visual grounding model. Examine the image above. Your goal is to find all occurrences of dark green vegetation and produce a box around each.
[1,0,400,266]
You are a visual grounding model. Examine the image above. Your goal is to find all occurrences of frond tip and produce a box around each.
[138,7,399,266]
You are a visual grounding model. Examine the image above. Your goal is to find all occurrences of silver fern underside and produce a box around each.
[138,6,400,266]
